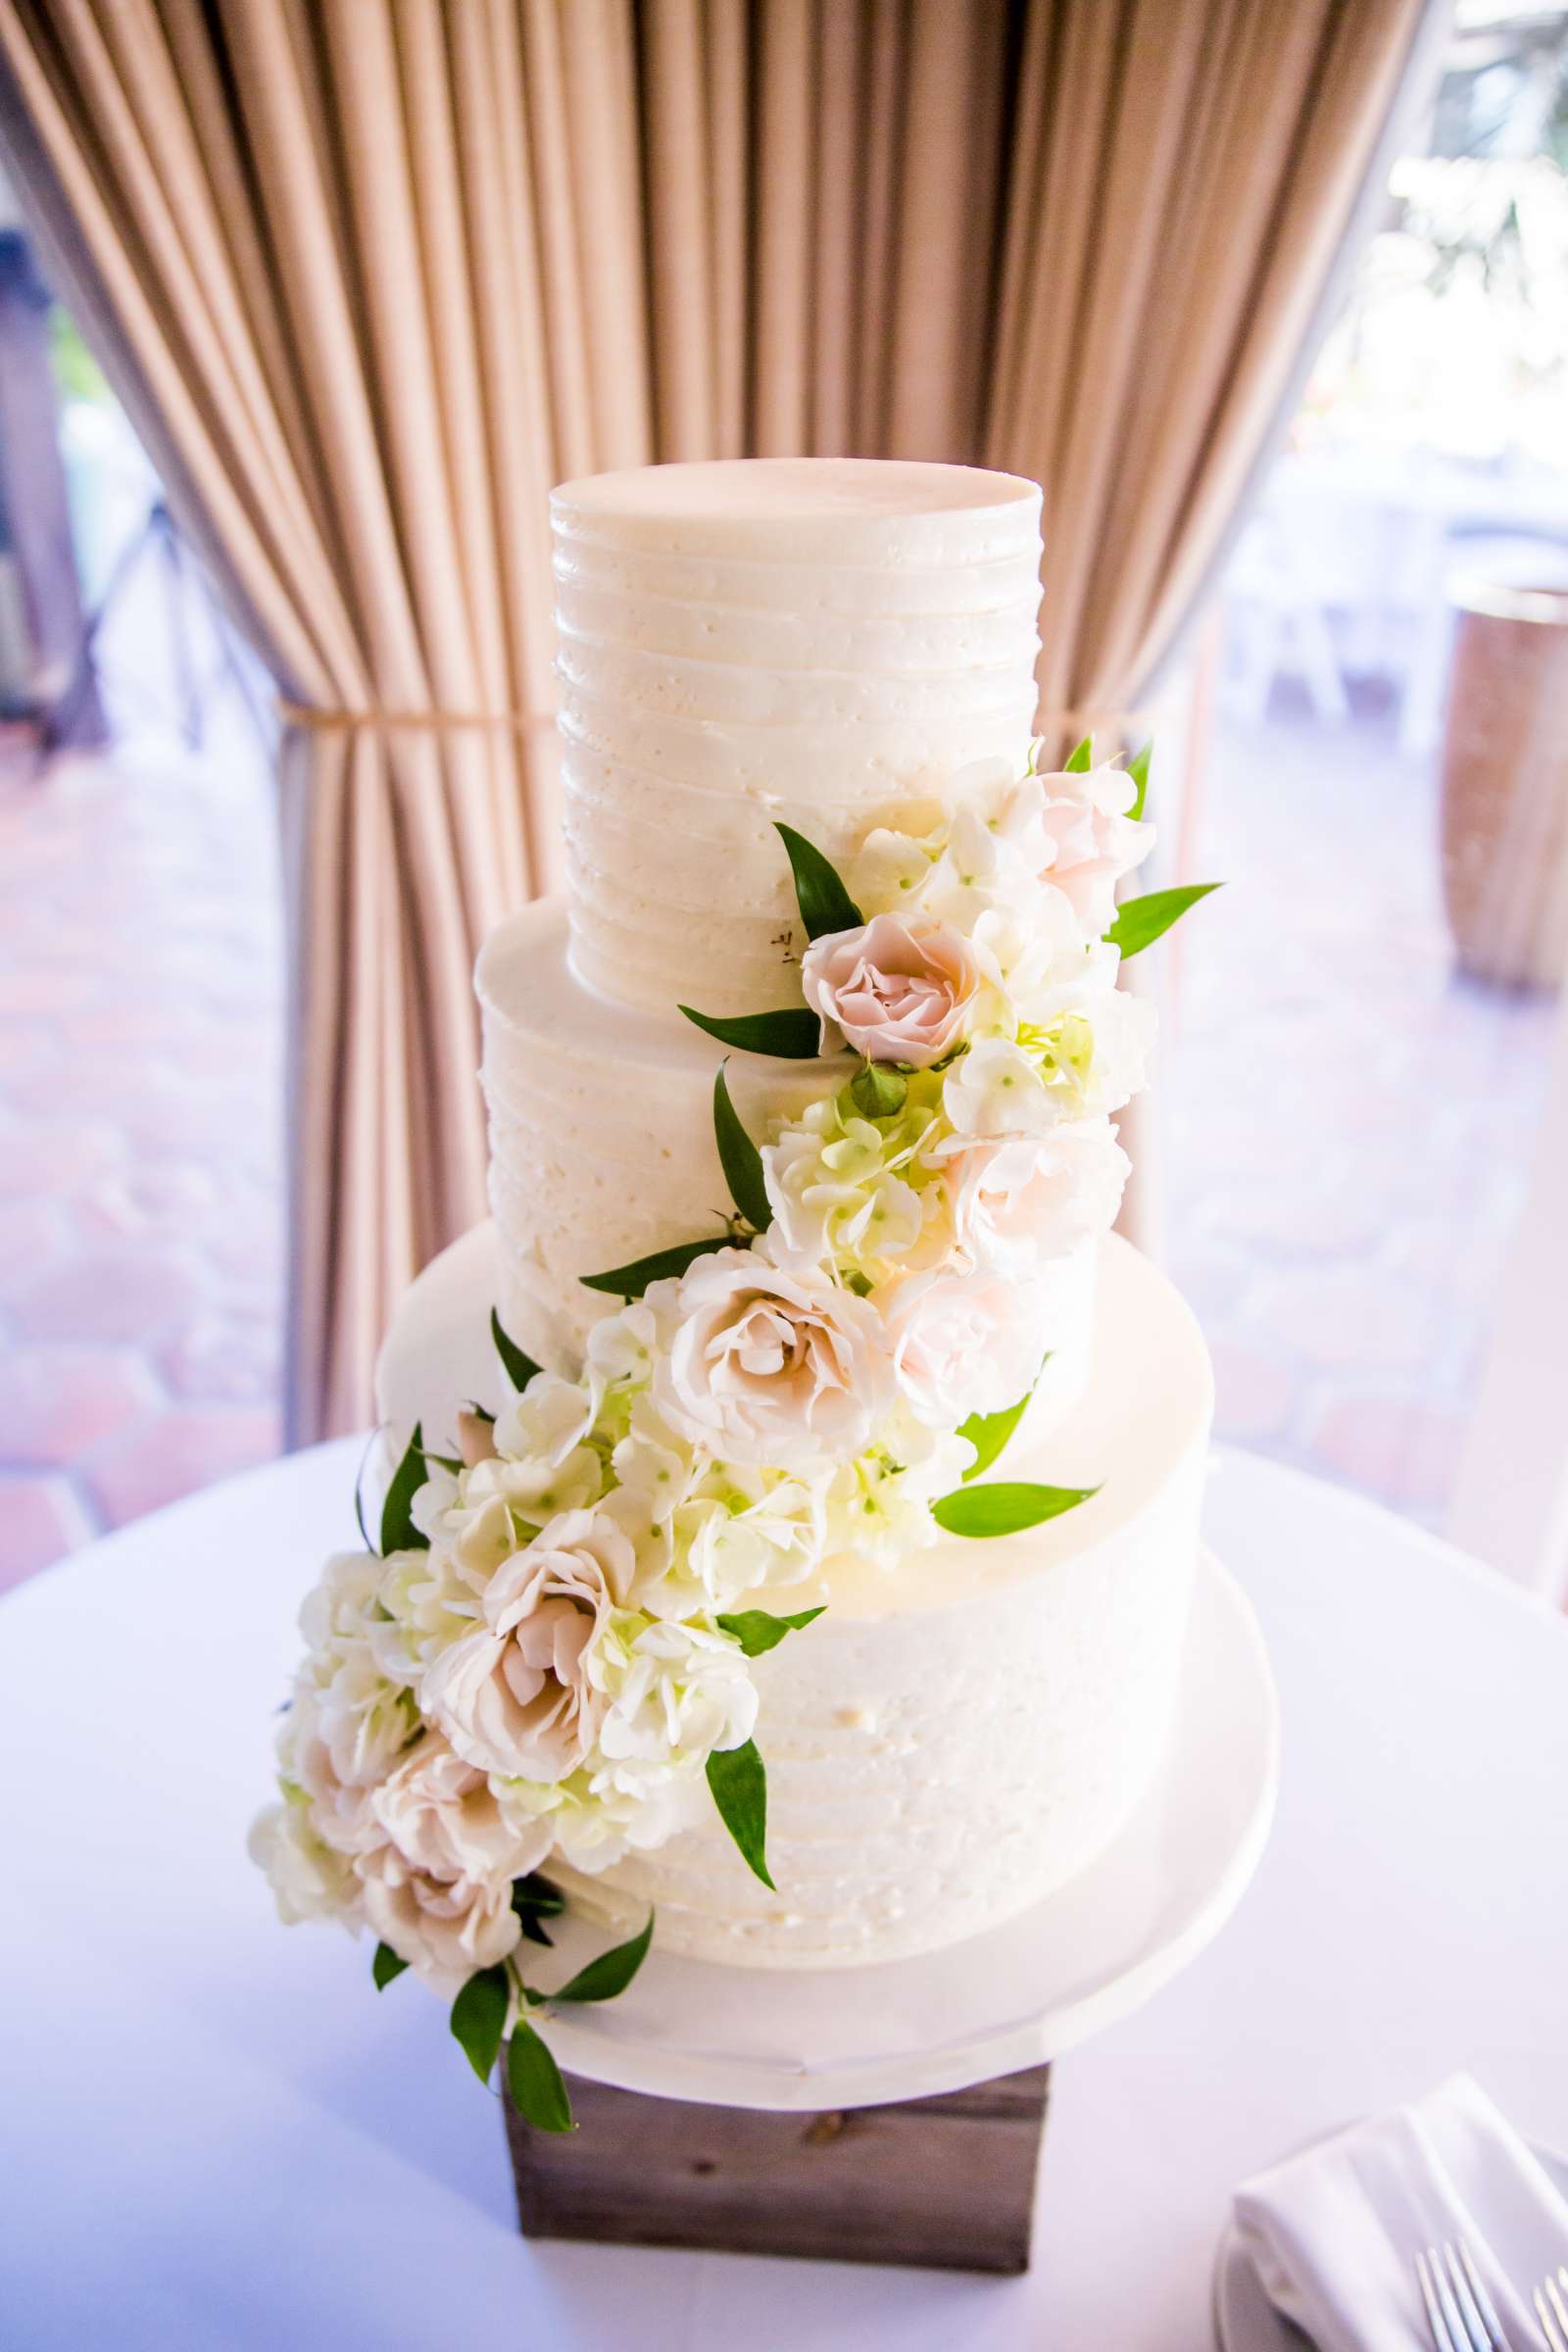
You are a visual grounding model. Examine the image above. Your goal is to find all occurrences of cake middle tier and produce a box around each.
[476,898,1096,1423]
[551,457,1045,1016]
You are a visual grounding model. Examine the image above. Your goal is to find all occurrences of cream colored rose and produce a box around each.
[358,1852,521,1989]
[945,1120,1129,1273]
[801,914,982,1066]
[420,1506,635,1782]
[655,1244,895,1470]
[369,1729,542,1884]
[881,1265,1053,1428]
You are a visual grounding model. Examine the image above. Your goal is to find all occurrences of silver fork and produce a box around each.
[1534,2265,1568,2352]
[1416,2240,1512,2351]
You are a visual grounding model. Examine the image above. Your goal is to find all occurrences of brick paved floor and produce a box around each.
[0,681,1553,1588]
[1165,679,1555,1531]
[0,739,284,1590]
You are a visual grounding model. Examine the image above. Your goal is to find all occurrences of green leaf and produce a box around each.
[932,1481,1099,1538]
[491,1308,541,1394]
[1125,741,1152,823]
[421,1448,463,1474]
[849,1062,907,1118]
[507,2021,575,2132]
[512,1872,565,1918]
[353,1460,372,1552]
[714,1605,826,1657]
[379,1422,430,1555]
[1064,734,1094,772]
[958,1375,1044,1482]
[580,1233,733,1298]
[512,1870,564,1945]
[706,1740,774,1889]
[371,1940,409,1989]
[552,1908,655,2003]
[449,1962,511,2083]
[774,821,863,941]
[1104,881,1221,960]
[680,1004,820,1058]
[712,1063,770,1231]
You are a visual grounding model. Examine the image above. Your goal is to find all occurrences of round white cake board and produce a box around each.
[517,1546,1277,2111]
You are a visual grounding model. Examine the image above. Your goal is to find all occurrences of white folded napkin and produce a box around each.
[1234,2074,1568,2350]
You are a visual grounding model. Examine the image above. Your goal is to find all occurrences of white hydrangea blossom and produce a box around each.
[762,1084,941,1281]
[824,1419,974,1562]
[369,1542,487,1689]
[593,1613,760,1774]
[496,1751,711,1875]
[294,1550,418,1790]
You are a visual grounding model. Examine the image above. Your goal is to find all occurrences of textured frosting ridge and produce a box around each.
[551,458,1044,1014]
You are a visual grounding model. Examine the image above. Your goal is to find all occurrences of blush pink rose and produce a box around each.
[358,1730,546,1988]
[881,1266,1054,1428]
[801,914,981,1066]
[369,1730,533,1884]
[947,1122,1129,1275]
[1023,770,1154,934]
[359,1853,523,1989]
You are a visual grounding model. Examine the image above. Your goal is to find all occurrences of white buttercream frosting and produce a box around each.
[375,1225,1213,1968]
[550,459,1044,1014]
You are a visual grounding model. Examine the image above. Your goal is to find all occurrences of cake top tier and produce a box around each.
[551,457,1041,567]
[551,457,1046,1018]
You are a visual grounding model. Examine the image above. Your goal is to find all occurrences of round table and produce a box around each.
[3,1443,1564,2351]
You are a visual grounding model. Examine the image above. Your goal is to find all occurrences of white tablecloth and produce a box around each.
[2,1442,1565,2350]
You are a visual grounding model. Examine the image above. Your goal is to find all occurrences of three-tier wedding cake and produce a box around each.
[253,461,1214,2080]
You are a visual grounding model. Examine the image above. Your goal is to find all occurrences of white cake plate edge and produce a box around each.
[536,1546,1279,2112]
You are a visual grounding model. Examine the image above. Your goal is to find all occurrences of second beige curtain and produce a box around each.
[0,0,1431,1441]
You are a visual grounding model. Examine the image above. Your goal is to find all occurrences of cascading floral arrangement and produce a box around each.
[250,737,1217,2130]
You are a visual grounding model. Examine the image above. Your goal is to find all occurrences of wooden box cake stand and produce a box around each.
[508,2064,1052,2274]
[502,1551,1276,2274]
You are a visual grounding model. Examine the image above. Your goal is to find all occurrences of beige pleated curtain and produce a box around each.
[0,0,1429,1444]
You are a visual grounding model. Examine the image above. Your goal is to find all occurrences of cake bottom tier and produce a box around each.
[376,1226,1213,1972]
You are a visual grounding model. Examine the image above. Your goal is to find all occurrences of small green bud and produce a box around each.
[849,1061,908,1118]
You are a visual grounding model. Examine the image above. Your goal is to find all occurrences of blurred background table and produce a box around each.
[2,1442,1565,2351]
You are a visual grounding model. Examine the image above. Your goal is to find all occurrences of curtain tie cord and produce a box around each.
[277,701,555,735]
